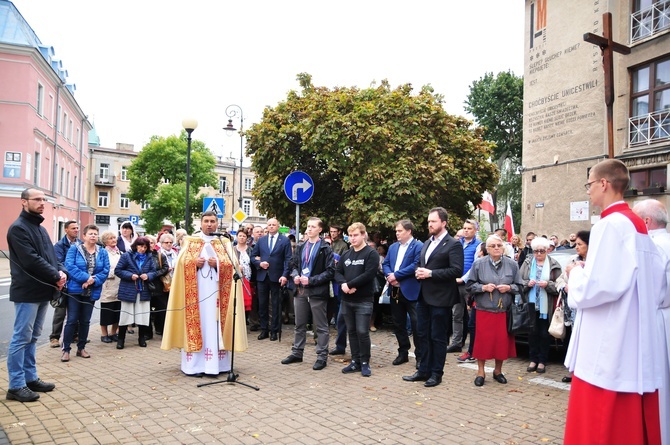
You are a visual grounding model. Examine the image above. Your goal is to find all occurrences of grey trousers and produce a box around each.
[291,294,329,361]
[450,284,468,346]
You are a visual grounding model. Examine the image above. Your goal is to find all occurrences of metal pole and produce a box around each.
[295,204,299,242]
[184,130,193,231]
[224,105,244,231]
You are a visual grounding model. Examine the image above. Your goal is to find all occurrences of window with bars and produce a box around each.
[629,56,670,146]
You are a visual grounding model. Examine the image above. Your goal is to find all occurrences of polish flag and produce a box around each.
[479,191,495,215]
[504,202,515,242]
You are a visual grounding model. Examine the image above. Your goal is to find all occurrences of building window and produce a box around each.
[98,191,109,207]
[99,162,110,179]
[219,176,228,193]
[62,111,68,134]
[49,94,54,123]
[243,198,251,215]
[121,166,128,181]
[33,152,40,186]
[66,171,70,198]
[76,128,80,151]
[59,167,64,194]
[73,175,78,200]
[630,166,667,190]
[141,200,150,210]
[629,56,670,146]
[57,105,62,131]
[68,120,73,141]
[37,83,44,116]
[244,178,253,191]
[119,194,129,209]
[631,0,670,43]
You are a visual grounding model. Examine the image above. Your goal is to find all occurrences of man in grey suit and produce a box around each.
[251,218,292,341]
[402,207,463,388]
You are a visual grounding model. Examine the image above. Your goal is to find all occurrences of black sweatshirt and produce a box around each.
[334,245,380,303]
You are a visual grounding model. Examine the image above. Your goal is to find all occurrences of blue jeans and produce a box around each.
[63,294,95,352]
[340,300,373,363]
[7,301,49,390]
[416,300,451,377]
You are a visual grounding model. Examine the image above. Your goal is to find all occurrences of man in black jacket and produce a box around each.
[403,207,463,388]
[6,188,67,402]
[281,217,335,370]
[49,220,80,347]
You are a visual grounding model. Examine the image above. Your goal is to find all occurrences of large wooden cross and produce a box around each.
[583,12,630,158]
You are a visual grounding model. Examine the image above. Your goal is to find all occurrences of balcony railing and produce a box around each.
[629,109,670,147]
[94,175,115,186]
[631,0,670,43]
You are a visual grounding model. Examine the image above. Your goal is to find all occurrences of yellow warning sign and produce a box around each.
[233,209,247,224]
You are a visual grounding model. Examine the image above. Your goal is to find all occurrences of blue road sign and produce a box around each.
[129,215,140,225]
[203,197,225,218]
[284,171,314,205]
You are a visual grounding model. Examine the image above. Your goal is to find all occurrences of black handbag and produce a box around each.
[146,280,157,293]
[50,289,67,308]
[507,301,535,335]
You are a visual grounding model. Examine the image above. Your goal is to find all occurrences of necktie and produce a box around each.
[269,235,275,252]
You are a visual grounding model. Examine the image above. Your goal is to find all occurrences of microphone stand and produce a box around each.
[198,234,259,391]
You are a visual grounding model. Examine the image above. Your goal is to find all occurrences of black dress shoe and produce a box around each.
[392,354,409,366]
[26,379,55,393]
[424,375,442,387]
[492,372,507,384]
[446,344,462,353]
[402,371,430,382]
[281,355,303,365]
[562,376,572,383]
[257,331,269,340]
[270,332,278,341]
[536,364,546,374]
[138,336,147,347]
[313,359,327,370]
[526,363,538,372]
[329,348,345,355]
[116,339,125,350]
[474,376,485,387]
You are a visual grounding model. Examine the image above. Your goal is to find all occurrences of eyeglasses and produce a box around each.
[584,180,598,191]
[533,249,547,254]
[26,198,47,202]
[487,244,503,248]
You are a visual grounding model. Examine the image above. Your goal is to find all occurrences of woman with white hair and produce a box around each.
[519,236,562,374]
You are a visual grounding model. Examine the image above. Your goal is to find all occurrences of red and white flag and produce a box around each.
[504,202,515,242]
[479,191,495,215]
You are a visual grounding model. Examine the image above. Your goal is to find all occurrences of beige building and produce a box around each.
[522,0,670,238]
[88,142,264,235]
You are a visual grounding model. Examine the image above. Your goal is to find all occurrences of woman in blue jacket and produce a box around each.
[62,224,110,362]
[114,236,157,349]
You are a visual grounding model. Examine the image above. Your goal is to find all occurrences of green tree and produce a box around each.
[245,73,499,237]
[464,71,523,231]
[127,131,217,233]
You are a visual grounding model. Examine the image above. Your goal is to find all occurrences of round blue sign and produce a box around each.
[284,171,314,204]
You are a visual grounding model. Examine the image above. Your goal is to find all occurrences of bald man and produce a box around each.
[250,218,292,341]
[633,198,670,445]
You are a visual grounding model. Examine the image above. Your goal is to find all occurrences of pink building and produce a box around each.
[0,1,93,251]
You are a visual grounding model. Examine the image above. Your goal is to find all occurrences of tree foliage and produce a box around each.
[464,71,523,231]
[127,131,217,233]
[245,73,499,237]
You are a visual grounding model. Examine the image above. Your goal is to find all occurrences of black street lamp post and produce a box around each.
[182,118,198,231]
[223,105,244,225]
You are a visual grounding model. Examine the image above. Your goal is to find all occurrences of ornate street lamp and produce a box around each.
[182,117,198,231]
[223,105,244,224]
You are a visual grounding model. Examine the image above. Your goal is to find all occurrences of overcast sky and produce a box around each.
[12,1,525,165]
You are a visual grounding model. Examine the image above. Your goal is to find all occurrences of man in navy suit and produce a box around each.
[382,219,423,367]
[403,207,463,388]
[251,218,292,341]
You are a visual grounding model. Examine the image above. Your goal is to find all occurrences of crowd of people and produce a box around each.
[5,158,670,444]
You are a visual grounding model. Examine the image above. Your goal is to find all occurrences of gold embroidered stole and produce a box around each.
[182,238,234,352]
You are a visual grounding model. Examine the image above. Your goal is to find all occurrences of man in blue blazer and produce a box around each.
[251,218,292,341]
[382,219,423,368]
[403,207,463,388]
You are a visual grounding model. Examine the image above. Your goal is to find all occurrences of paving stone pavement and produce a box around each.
[0,323,569,445]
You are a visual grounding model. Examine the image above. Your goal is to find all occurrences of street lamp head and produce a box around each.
[182,118,198,133]
[223,119,237,133]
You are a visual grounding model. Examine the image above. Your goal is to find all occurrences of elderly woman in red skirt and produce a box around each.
[465,235,522,387]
